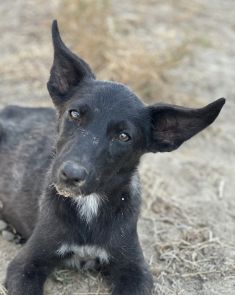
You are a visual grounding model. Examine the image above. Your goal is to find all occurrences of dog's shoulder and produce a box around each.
[0,105,56,139]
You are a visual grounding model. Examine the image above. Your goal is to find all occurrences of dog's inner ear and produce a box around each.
[148,98,225,152]
[47,20,95,106]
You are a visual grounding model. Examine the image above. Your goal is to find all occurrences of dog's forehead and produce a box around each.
[71,80,145,116]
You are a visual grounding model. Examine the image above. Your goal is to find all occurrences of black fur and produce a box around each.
[0,20,225,295]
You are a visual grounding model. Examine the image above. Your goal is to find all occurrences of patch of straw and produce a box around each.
[0,284,7,295]
[59,0,192,104]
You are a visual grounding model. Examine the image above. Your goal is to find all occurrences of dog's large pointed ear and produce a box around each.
[147,98,225,152]
[47,20,95,106]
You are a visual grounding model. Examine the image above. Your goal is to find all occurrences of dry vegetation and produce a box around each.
[59,0,192,104]
[149,198,234,294]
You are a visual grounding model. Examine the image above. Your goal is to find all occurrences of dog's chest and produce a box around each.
[57,244,109,270]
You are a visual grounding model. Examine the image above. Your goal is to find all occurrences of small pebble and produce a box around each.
[2,230,15,241]
[0,220,7,231]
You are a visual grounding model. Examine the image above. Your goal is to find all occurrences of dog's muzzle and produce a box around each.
[58,161,88,188]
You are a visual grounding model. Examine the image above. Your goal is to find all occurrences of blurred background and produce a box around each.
[0,0,235,294]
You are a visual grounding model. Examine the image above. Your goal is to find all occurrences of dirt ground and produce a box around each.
[0,0,235,294]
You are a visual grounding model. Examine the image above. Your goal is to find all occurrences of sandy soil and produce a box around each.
[0,0,234,294]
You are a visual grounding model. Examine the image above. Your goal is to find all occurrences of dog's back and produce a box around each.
[0,105,56,238]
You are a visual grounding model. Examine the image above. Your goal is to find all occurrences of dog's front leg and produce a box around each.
[6,230,59,295]
[105,242,153,295]
[109,261,153,295]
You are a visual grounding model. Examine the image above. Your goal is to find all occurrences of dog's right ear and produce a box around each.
[146,98,225,152]
[47,20,95,106]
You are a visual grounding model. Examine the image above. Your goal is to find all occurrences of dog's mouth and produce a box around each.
[53,183,83,198]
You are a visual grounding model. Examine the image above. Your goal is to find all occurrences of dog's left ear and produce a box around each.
[47,20,95,106]
[147,98,225,152]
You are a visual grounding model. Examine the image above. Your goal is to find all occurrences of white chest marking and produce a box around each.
[57,244,109,270]
[73,193,101,223]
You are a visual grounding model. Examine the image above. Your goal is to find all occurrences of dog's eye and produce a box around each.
[69,110,81,120]
[118,132,131,142]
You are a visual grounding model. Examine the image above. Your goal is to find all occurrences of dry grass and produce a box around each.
[146,196,235,294]
[59,0,192,104]
[51,269,110,295]
[0,284,7,295]
[136,170,235,294]
[153,227,234,293]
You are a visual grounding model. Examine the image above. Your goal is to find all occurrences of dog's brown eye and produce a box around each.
[69,110,81,120]
[118,132,131,142]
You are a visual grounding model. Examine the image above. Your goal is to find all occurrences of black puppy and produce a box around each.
[0,21,225,295]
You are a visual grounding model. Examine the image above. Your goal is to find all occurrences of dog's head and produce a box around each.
[47,21,225,198]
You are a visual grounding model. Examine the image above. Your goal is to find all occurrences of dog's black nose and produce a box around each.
[59,162,87,186]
